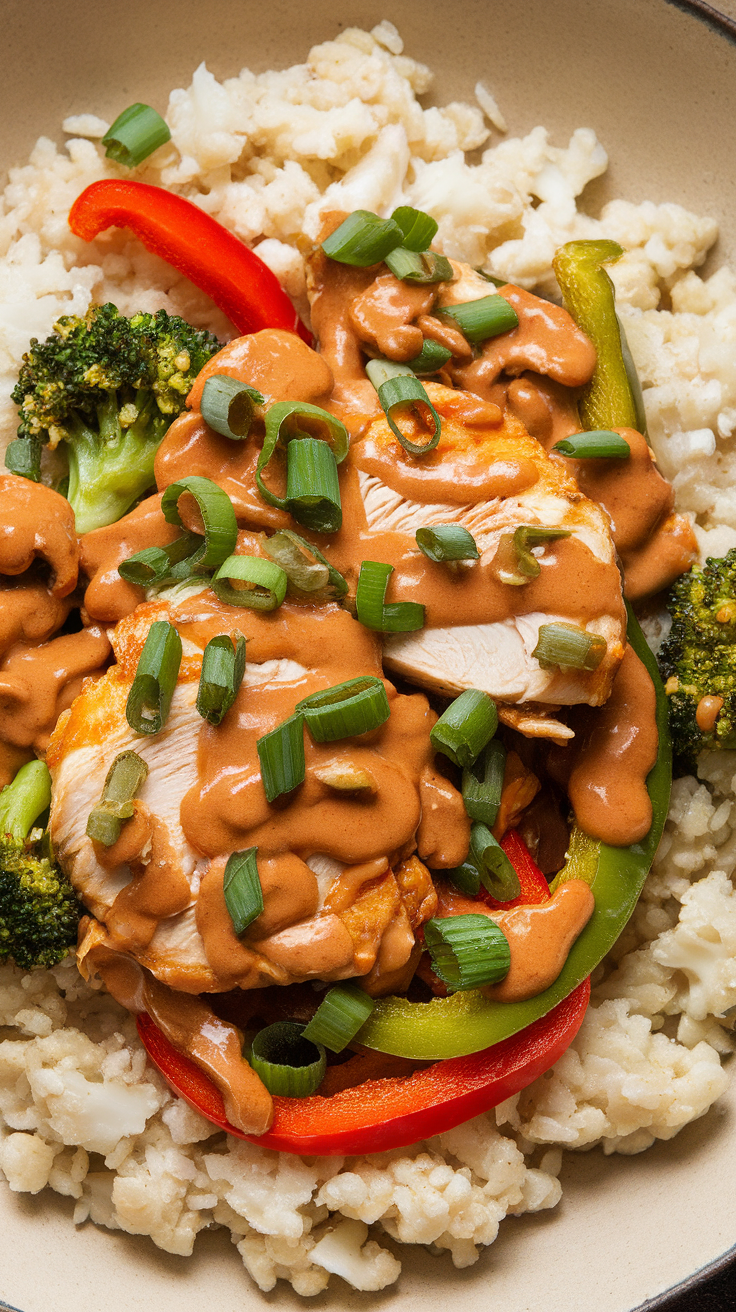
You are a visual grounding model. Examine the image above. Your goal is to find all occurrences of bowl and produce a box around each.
[2,1,736,1309]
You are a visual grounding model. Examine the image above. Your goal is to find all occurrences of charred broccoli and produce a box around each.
[0,760,80,971]
[9,303,221,533]
[659,549,736,772]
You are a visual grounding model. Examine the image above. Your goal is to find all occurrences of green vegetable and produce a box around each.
[461,737,506,827]
[357,610,672,1059]
[211,555,288,611]
[256,401,348,535]
[256,715,306,803]
[659,548,736,770]
[126,620,182,736]
[552,430,631,459]
[302,983,375,1052]
[424,915,511,991]
[200,375,265,440]
[249,1022,326,1096]
[86,751,149,846]
[553,240,639,432]
[429,688,498,769]
[365,359,441,456]
[533,623,607,671]
[196,634,246,726]
[223,848,263,935]
[356,560,425,632]
[321,211,404,266]
[469,822,521,901]
[262,530,347,597]
[390,207,439,251]
[403,340,453,374]
[416,525,479,563]
[10,304,220,532]
[0,762,80,971]
[296,676,390,742]
[102,104,171,168]
[493,525,571,586]
[384,248,453,284]
[440,295,518,343]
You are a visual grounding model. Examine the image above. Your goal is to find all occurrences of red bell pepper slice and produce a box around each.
[136,977,589,1156]
[68,179,311,342]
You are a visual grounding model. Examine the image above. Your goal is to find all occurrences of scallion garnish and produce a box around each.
[446,861,482,897]
[160,475,238,572]
[424,914,511,991]
[462,737,506,827]
[86,751,149,846]
[430,688,498,768]
[102,103,171,168]
[5,437,41,481]
[256,401,348,534]
[470,822,521,902]
[365,359,441,456]
[355,560,425,632]
[440,294,519,343]
[211,555,288,611]
[296,676,390,742]
[533,623,607,671]
[385,248,453,284]
[302,983,375,1052]
[263,529,348,597]
[493,524,571,586]
[416,524,479,563]
[196,633,246,725]
[201,375,265,441]
[257,714,306,802]
[223,847,263,935]
[125,620,182,736]
[249,1022,326,1097]
[390,206,439,251]
[320,210,404,266]
[118,532,202,588]
[403,340,453,374]
[552,430,631,459]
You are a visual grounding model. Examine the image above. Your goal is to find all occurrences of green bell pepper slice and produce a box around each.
[553,239,643,432]
[358,611,671,1059]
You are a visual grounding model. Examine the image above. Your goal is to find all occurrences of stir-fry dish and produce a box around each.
[2,24,736,1295]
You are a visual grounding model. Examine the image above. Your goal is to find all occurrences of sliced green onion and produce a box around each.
[102,103,171,168]
[263,529,347,597]
[446,861,481,897]
[552,430,631,459]
[493,524,571,586]
[5,437,41,481]
[296,677,390,742]
[249,1022,326,1097]
[430,689,498,769]
[385,248,453,284]
[321,210,403,266]
[474,268,505,287]
[0,760,51,840]
[118,533,202,587]
[470,822,521,902]
[365,359,441,456]
[196,633,246,726]
[256,401,348,534]
[160,475,238,571]
[403,340,453,374]
[257,714,305,803]
[126,621,182,736]
[355,560,425,633]
[301,983,374,1052]
[390,206,439,252]
[285,437,342,534]
[211,555,287,611]
[416,525,479,563]
[86,751,149,846]
[462,738,506,827]
[440,294,519,343]
[201,375,265,441]
[533,623,607,671]
[424,914,511,991]
[223,847,263,935]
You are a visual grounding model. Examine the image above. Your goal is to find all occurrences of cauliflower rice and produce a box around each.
[0,19,735,1295]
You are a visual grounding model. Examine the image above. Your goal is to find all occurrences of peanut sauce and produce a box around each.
[1,235,679,1133]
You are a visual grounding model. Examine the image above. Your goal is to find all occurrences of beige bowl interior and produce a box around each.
[2,0,736,1308]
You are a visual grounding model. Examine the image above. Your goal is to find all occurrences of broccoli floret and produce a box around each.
[0,760,80,971]
[659,549,736,772]
[10,303,221,534]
